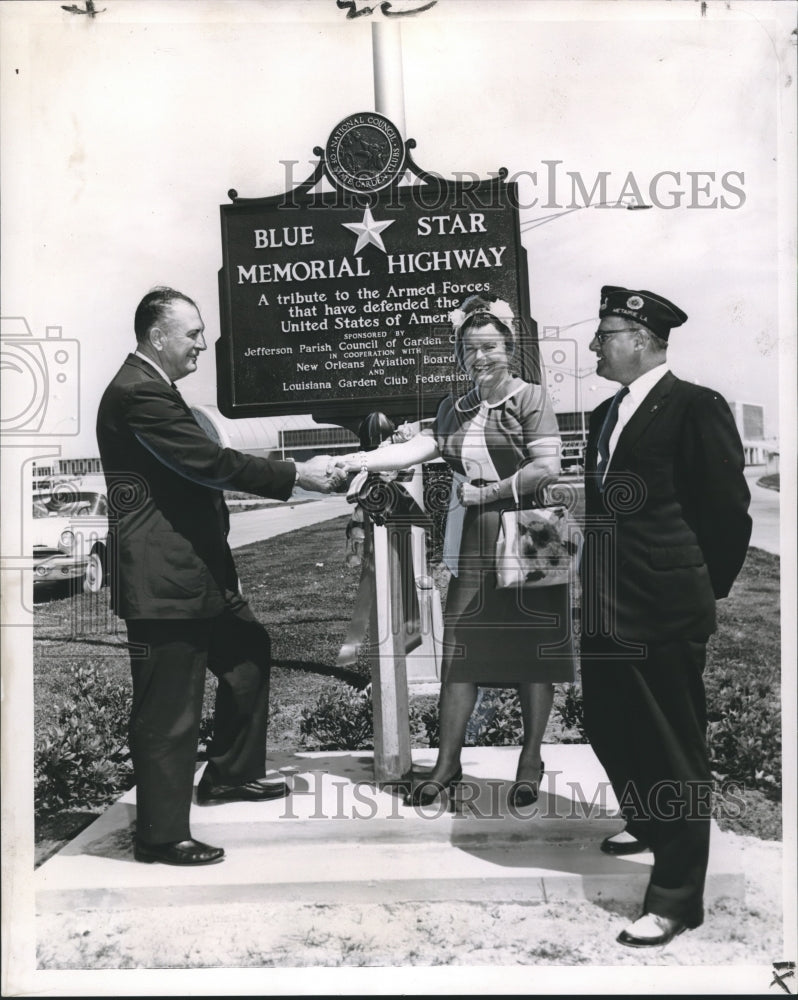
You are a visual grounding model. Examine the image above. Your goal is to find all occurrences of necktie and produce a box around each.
[170,380,194,417]
[170,381,186,403]
[596,386,630,483]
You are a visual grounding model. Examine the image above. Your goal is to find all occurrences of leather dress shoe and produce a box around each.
[134,838,224,866]
[617,912,693,948]
[600,830,650,855]
[196,777,291,804]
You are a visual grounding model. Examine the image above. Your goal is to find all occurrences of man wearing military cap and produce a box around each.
[580,285,751,947]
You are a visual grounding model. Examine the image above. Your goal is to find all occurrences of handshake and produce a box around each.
[292,453,366,494]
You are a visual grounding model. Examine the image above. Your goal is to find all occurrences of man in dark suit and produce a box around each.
[580,285,751,946]
[97,286,344,866]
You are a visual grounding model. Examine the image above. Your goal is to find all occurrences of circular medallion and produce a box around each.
[626,295,645,310]
[325,112,405,194]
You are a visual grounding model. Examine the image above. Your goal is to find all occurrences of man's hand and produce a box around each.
[293,454,348,493]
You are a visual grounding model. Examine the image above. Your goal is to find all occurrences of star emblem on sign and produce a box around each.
[341,206,395,254]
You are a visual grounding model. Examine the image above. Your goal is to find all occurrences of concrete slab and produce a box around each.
[35,746,743,914]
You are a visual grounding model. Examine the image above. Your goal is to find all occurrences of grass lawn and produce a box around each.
[33,511,782,850]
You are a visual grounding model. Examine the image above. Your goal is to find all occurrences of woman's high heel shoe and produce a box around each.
[508,761,545,808]
[403,767,463,808]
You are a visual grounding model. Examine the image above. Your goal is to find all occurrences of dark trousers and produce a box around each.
[581,636,712,926]
[125,594,271,844]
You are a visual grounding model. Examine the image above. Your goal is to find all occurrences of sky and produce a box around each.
[1,0,793,461]
[1,1,796,995]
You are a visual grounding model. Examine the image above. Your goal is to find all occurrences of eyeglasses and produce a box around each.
[593,327,635,346]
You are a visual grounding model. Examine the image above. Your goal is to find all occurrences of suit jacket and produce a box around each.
[96,354,297,620]
[582,371,751,643]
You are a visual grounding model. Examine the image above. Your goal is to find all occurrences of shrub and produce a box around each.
[553,683,587,742]
[410,695,440,747]
[34,662,133,816]
[197,713,215,759]
[465,686,590,746]
[468,688,523,745]
[299,684,374,750]
[410,688,525,748]
[549,674,781,800]
[705,672,781,800]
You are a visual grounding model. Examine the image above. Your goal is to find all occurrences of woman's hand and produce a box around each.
[335,452,365,474]
[390,421,416,444]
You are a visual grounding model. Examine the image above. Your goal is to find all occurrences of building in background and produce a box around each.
[32,457,102,492]
[189,405,359,463]
[727,401,774,465]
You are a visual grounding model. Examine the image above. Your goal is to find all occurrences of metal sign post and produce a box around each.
[337,411,441,783]
[369,517,412,781]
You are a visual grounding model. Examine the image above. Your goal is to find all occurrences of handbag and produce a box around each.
[495,473,583,589]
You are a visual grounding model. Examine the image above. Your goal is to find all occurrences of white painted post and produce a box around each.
[367,19,417,780]
[369,520,412,781]
[372,28,442,683]
[372,20,406,137]
[383,463,441,684]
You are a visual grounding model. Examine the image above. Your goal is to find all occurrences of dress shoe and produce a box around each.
[197,777,291,804]
[617,912,692,948]
[134,838,224,866]
[600,829,650,855]
[403,767,463,807]
[508,761,545,808]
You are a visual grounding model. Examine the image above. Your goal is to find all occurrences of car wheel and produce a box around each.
[83,545,106,594]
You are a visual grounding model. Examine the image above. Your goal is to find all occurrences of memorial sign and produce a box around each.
[217,113,537,422]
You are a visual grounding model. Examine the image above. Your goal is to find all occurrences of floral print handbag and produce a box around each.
[495,473,583,588]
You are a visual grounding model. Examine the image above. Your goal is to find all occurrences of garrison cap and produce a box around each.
[599,286,688,340]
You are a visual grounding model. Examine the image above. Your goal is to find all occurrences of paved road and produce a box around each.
[745,466,780,556]
[227,494,351,550]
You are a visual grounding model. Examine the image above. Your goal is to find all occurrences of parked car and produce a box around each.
[32,486,109,594]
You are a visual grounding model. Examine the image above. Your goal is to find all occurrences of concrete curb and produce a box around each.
[35,746,744,915]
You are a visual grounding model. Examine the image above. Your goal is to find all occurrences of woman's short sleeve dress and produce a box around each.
[432,381,576,685]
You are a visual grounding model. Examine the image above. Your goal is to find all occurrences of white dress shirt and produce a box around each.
[606,363,670,469]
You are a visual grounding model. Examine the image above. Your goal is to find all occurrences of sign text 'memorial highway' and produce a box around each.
[217,112,536,422]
